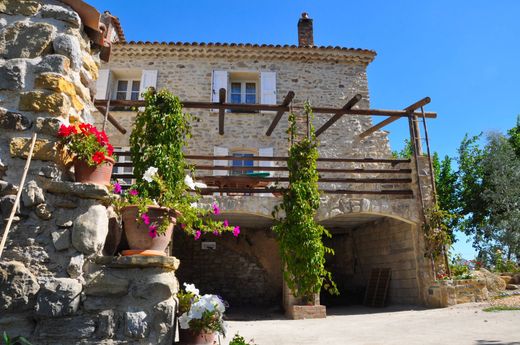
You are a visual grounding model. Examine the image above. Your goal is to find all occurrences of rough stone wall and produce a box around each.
[324,217,428,305]
[426,279,489,307]
[173,227,282,308]
[0,2,178,343]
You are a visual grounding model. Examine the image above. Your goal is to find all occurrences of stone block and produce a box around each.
[125,310,149,339]
[1,21,55,59]
[35,54,71,75]
[22,180,45,207]
[38,178,110,200]
[85,271,129,297]
[500,275,513,285]
[95,255,180,271]
[72,204,109,254]
[35,117,61,136]
[97,310,117,338]
[35,277,82,317]
[506,284,520,290]
[67,253,84,278]
[9,137,60,162]
[0,59,26,90]
[71,94,85,111]
[0,195,19,218]
[286,305,326,320]
[82,54,99,80]
[0,108,31,131]
[0,181,18,196]
[0,314,35,339]
[53,34,82,70]
[0,261,40,312]
[51,228,71,251]
[35,315,95,339]
[35,203,53,220]
[18,90,71,116]
[40,4,81,28]
[133,272,178,301]
[0,0,41,16]
[35,73,77,96]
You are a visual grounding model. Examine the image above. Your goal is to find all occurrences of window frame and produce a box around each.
[114,79,141,101]
[228,80,258,105]
[229,148,258,176]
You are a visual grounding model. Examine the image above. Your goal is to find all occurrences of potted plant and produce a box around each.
[177,283,227,344]
[112,89,238,255]
[58,122,115,186]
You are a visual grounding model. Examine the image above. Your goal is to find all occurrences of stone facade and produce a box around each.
[0,1,178,343]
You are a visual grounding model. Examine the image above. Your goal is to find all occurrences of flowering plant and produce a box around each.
[58,123,114,166]
[178,283,227,336]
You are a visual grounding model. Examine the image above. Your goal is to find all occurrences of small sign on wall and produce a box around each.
[201,242,216,250]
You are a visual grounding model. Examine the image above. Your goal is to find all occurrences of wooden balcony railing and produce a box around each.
[112,151,414,198]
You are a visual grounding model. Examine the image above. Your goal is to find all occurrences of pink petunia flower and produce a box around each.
[141,213,150,225]
[223,219,229,227]
[148,225,158,238]
[129,189,138,196]
[181,224,186,229]
[213,230,219,236]
[212,203,220,215]
[194,230,201,240]
[233,226,240,237]
[113,182,122,194]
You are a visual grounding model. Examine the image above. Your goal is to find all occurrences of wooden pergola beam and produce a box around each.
[315,94,362,137]
[218,88,226,135]
[265,91,295,136]
[358,97,431,139]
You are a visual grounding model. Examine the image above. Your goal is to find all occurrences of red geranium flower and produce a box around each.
[92,151,105,165]
[58,124,72,137]
[106,143,114,156]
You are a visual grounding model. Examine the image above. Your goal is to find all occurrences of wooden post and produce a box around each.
[0,133,37,259]
[218,88,226,135]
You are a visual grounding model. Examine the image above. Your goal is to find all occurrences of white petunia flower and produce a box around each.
[190,202,198,208]
[184,175,196,190]
[143,166,158,183]
[178,313,191,329]
[194,181,208,189]
[183,282,200,296]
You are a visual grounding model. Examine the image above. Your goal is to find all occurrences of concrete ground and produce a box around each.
[220,303,520,345]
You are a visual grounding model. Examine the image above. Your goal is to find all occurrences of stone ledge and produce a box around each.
[37,177,110,200]
[286,305,326,320]
[94,256,180,271]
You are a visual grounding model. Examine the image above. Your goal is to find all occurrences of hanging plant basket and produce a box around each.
[120,205,176,255]
[73,156,114,186]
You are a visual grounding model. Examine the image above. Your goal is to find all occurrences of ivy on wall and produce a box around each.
[273,102,338,301]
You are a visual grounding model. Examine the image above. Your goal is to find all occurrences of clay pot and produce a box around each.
[178,329,216,345]
[121,205,175,254]
[73,156,114,186]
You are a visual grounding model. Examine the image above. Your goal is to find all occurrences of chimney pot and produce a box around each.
[298,12,314,47]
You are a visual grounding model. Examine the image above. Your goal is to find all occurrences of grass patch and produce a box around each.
[483,306,520,312]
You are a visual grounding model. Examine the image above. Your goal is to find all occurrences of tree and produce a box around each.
[507,115,520,157]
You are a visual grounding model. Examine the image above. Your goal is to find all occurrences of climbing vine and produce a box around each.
[272,102,338,301]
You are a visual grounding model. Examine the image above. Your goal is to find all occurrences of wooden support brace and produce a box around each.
[358,97,431,139]
[315,94,362,137]
[265,91,295,136]
[218,88,226,135]
[95,106,127,134]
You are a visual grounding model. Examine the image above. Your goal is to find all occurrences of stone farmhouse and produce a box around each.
[94,13,436,311]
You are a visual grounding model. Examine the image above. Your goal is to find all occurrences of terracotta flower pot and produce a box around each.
[178,329,216,345]
[73,156,114,186]
[121,205,175,254]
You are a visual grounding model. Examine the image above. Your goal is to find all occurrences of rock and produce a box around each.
[133,272,177,301]
[500,276,513,285]
[22,180,45,207]
[18,90,71,116]
[97,310,117,338]
[82,54,99,80]
[0,314,35,339]
[85,271,129,296]
[35,203,53,220]
[67,253,84,278]
[0,195,19,218]
[0,108,32,130]
[35,54,71,75]
[9,137,60,162]
[0,21,55,59]
[39,165,62,179]
[0,261,40,312]
[35,278,82,317]
[51,228,71,251]
[0,59,26,90]
[512,273,520,284]
[40,4,81,28]
[0,0,41,16]
[35,117,62,136]
[35,72,77,96]
[472,268,507,292]
[125,311,149,339]
[53,34,82,70]
[72,204,108,254]
[0,181,18,196]
[38,178,110,200]
[35,316,95,338]
[506,284,520,290]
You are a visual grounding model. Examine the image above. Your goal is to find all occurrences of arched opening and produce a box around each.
[320,213,422,307]
[172,212,282,316]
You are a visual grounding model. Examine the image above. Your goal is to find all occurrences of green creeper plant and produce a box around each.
[272,102,338,301]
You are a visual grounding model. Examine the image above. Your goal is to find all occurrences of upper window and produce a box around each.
[115,80,140,100]
[231,152,254,176]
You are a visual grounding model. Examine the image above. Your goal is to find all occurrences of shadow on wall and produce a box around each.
[475,341,520,345]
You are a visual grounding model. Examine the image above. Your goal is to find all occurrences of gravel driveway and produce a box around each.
[220,303,520,345]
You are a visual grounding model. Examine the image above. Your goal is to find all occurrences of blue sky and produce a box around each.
[89,0,520,258]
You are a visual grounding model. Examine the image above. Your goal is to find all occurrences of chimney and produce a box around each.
[297,12,314,47]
